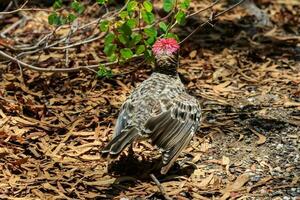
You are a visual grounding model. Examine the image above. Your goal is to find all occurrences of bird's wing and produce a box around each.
[143,92,201,174]
[113,101,134,138]
[101,101,138,155]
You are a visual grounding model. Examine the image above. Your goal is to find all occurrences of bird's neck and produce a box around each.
[153,65,178,76]
[153,54,178,77]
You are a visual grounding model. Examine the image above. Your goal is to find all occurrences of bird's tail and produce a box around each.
[101,127,138,155]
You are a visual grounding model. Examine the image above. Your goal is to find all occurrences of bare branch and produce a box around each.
[180,0,247,44]
[0,0,28,15]
[0,50,143,73]
[0,50,107,72]
[187,0,221,18]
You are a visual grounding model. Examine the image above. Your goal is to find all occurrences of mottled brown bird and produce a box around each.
[102,38,201,174]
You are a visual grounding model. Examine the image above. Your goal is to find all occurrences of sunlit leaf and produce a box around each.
[143,1,153,12]
[159,22,168,32]
[131,33,142,44]
[48,12,62,25]
[108,54,117,62]
[71,0,85,14]
[142,11,155,24]
[144,27,157,38]
[99,20,109,32]
[180,0,190,9]
[146,37,156,45]
[136,45,145,55]
[67,13,77,23]
[104,32,115,46]
[118,34,129,45]
[127,1,138,12]
[126,19,137,29]
[53,0,62,9]
[104,44,117,56]
[120,48,133,59]
[163,0,174,12]
[165,32,179,41]
[144,49,154,62]
[120,11,128,19]
[96,0,106,4]
[175,10,186,25]
[97,64,113,78]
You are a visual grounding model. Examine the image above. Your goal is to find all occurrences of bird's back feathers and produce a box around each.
[102,72,201,174]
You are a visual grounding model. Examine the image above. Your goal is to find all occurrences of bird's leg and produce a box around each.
[106,155,112,172]
[128,143,135,156]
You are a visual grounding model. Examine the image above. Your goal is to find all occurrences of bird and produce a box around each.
[101,38,202,174]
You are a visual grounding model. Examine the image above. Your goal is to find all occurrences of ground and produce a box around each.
[0,0,300,199]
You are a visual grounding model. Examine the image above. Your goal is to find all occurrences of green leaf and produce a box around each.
[53,0,62,9]
[136,45,145,55]
[143,1,153,12]
[165,32,179,41]
[163,0,174,12]
[127,1,138,12]
[97,64,113,78]
[180,0,190,9]
[145,37,156,45]
[61,17,67,24]
[48,12,62,26]
[144,49,154,62]
[142,11,155,24]
[175,10,186,25]
[144,27,157,38]
[120,48,133,59]
[131,33,142,44]
[119,11,128,20]
[67,13,77,23]
[108,54,117,62]
[118,34,129,45]
[96,0,106,4]
[118,23,132,36]
[126,19,137,29]
[104,33,115,45]
[99,20,109,32]
[104,44,117,56]
[159,22,168,32]
[71,0,85,14]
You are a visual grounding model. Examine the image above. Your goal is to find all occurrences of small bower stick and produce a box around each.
[150,174,172,200]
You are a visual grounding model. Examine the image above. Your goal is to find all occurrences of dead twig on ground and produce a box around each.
[150,174,172,200]
[0,0,28,15]
[0,49,145,73]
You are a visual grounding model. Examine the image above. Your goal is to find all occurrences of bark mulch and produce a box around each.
[0,0,299,199]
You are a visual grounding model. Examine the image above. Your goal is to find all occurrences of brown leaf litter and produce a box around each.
[0,0,300,199]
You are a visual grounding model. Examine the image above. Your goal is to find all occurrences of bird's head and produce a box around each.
[152,38,180,76]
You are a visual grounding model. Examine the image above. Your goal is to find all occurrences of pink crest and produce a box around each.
[152,38,180,55]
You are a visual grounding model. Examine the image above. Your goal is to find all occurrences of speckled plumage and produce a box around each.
[102,39,201,174]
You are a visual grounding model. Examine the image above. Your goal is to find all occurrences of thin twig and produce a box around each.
[15,27,62,51]
[187,0,221,18]
[179,0,247,44]
[0,50,143,73]
[0,0,243,73]
[50,33,105,50]
[79,0,129,30]
[0,17,27,38]
[150,174,172,200]
[0,0,28,15]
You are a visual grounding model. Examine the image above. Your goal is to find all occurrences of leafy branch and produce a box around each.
[0,0,246,76]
